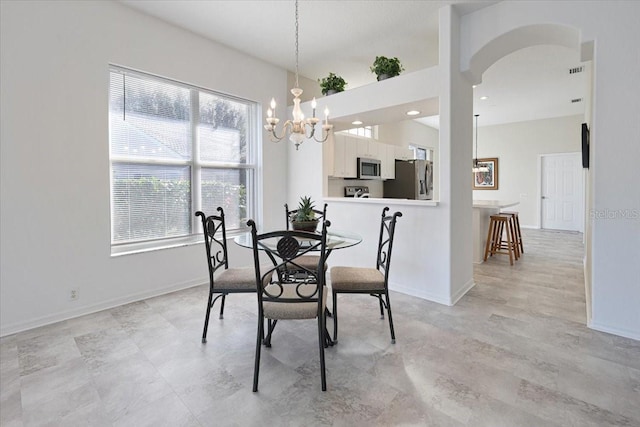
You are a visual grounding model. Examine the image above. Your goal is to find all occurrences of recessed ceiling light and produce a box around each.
[480,96,488,100]
[352,120,363,125]
[472,85,477,89]
[406,110,420,116]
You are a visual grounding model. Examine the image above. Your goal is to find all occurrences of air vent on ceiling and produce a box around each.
[569,66,584,74]
[571,98,583,103]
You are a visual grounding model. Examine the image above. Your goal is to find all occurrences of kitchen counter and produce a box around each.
[473,200,519,209]
[321,197,450,305]
[472,200,519,263]
[325,197,439,207]
[321,198,516,305]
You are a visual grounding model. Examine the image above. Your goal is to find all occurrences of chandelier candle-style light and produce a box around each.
[265,0,333,150]
[472,114,489,173]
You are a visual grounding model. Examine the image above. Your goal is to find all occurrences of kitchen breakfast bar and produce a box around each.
[322,197,518,306]
[472,200,520,264]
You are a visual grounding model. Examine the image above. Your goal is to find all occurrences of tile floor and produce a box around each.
[1,229,639,426]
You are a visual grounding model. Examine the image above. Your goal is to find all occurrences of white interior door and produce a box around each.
[541,153,584,231]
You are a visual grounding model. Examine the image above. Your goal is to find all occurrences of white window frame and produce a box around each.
[109,66,259,255]
[346,125,378,139]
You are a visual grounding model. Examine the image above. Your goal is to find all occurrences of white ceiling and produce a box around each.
[119,0,587,128]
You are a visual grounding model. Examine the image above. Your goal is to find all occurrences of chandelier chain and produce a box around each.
[295,0,299,88]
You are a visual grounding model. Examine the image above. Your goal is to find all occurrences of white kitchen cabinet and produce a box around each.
[356,138,379,159]
[395,146,414,161]
[331,133,357,178]
[381,144,396,179]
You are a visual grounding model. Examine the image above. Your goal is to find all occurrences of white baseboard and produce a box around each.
[588,320,640,341]
[451,279,475,305]
[389,278,474,307]
[520,225,540,229]
[0,278,207,337]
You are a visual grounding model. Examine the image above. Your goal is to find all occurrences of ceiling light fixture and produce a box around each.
[472,114,489,173]
[480,96,488,100]
[264,0,332,150]
[352,120,363,125]
[406,110,420,116]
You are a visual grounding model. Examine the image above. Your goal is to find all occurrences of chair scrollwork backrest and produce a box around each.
[248,219,331,307]
[376,207,403,285]
[196,208,229,280]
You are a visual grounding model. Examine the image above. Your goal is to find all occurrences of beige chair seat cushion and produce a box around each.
[216,266,271,291]
[263,283,326,320]
[285,255,328,272]
[330,267,385,291]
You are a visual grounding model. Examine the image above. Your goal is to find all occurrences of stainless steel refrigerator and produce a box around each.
[383,159,433,200]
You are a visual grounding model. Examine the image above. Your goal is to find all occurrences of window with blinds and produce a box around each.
[109,66,257,251]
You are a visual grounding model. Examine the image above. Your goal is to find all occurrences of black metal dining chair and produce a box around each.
[196,208,256,344]
[248,218,331,392]
[329,207,402,344]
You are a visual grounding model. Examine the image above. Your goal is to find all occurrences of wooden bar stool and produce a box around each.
[483,214,517,265]
[501,211,524,254]
[498,212,521,259]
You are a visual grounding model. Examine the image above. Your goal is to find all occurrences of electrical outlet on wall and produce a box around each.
[69,288,79,301]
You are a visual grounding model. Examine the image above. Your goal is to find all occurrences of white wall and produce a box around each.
[473,115,582,227]
[324,200,455,304]
[461,1,640,339]
[0,1,289,335]
[378,119,438,148]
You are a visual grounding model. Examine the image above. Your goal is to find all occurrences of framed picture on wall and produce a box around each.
[472,157,499,190]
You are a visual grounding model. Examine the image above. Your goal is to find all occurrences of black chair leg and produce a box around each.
[318,312,327,391]
[219,294,226,319]
[264,319,277,347]
[253,315,263,392]
[378,295,385,319]
[332,291,338,343]
[385,291,396,344]
[201,289,214,343]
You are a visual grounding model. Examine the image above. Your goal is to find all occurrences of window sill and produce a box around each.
[110,235,200,257]
[110,228,248,257]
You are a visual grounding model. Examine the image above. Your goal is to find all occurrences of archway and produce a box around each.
[463,23,590,85]
[462,22,593,323]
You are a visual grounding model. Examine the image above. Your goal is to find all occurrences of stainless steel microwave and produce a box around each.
[357,158,381,179]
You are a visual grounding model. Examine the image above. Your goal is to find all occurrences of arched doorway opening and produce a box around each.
[463,23,593,324]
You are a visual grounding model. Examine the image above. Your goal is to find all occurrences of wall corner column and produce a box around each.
[439,5,474,303]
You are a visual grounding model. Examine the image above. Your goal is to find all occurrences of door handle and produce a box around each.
[541,196,547,199]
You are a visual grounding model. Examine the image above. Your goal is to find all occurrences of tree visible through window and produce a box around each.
[109,67,257,249]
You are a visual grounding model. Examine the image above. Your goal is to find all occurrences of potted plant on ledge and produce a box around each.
[370,56,404,81]
[290,196,319,232]
[318,72,347,95]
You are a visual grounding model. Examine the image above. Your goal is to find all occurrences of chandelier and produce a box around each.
[472,114,489,172]
[264,0,333,150]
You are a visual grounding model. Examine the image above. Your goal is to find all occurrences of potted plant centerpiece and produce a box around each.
[318,72,347,96]
[370,56,404,81]
[290,196,319,232]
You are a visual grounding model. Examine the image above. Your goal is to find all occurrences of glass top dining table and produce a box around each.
[234,228,361,348]
[233,229,363,251]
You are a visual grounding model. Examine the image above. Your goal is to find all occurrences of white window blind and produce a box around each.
[109,66,257,250]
